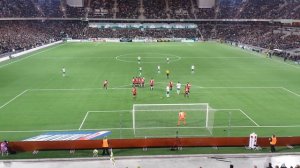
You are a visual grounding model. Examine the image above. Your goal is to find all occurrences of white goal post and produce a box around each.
[132,103,215,136]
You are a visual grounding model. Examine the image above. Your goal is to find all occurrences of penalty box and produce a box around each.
[79,106,258,138]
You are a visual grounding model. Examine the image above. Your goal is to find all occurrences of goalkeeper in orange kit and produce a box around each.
[177,111,186,126]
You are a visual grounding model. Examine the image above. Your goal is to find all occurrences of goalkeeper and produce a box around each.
[177,111,186,126]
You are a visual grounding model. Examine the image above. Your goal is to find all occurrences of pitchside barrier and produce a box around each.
[8,137,300,152]
[68,38,196,43]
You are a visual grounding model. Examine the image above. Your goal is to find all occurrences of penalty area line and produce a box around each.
[30,88,130,91]
[238,109,260,126]
[0,90,29,110]
[281,87,300,97]
[79,110,132,130]
[3,125,300,133]
[0,129,80,133]
[78,111,90,130]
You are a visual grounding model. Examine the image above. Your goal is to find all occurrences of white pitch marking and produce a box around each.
[281,87,300,97]
[238,109,260,126]
[3,125,300,133]
[80,128,132,131]
[0,43,65,69]
[194,86,282,89]
[183,57,260,59]
[88,110,131,113]
[0,129,79,133]
[115,52,182,64]
[79,110,131,130]
[81,125,300,130]
[78,112,90,130]
[0,90,28,110]
[30,87,130,91]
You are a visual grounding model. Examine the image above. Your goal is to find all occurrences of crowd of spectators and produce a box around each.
[0,0,40,17]
[211,24,300,51]
[116,0,139,19]
[33,0,63,17]
[88,0,114,18]
[144,0,168,19]
[168,0,194,19]
[0,21,299,61]
[0,21,55,54]
[0,21,83,54]
[0,0,299,19]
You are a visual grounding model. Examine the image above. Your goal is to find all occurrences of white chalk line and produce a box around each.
[238,109,259,126]
[1,86,299,132]
[3,125,300,133]
[1,86,298,113]
[192,86,300,99]
[281,87,300,97]
[30,88,131,91]
[78,112,90,130]
[115,52,182,64]
[78,109,258,131]
[79,110,131,130]
[0,90,29,110]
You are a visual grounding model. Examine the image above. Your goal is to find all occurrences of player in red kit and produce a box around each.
[103,80,108,90]
[141,77,145,87]
[169,81,173,91]
[138,77,142,87]
[184,85,189,98]
[132,86,137,99]
[186,82,191,90]
[150,78,154,90]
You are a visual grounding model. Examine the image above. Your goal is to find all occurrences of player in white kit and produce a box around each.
[176,82,181,95]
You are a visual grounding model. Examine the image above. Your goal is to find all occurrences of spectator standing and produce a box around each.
[270,134,277,152]
[102,136,110,155]
[1,140,8,156]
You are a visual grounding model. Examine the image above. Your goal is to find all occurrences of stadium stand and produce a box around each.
[0,2,300,167]
[0,0,299,59]
[0,0,299,19]
[32,0,63,17]
[143,0,168,19]
[88,0,114,18]
[117,0,139,19]
[0,0,40,17]
[0,21,299,60]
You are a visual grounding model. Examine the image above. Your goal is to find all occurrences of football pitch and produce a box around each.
[0,42,300,140]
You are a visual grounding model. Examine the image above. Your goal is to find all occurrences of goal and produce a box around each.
[132,103,215,137]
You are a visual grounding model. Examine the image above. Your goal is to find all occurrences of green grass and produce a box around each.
[0,42,300,141]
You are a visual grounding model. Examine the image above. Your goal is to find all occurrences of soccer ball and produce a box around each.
[93,149,99,157]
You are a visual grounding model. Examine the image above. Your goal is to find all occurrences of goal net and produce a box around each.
[132,103,215,137]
